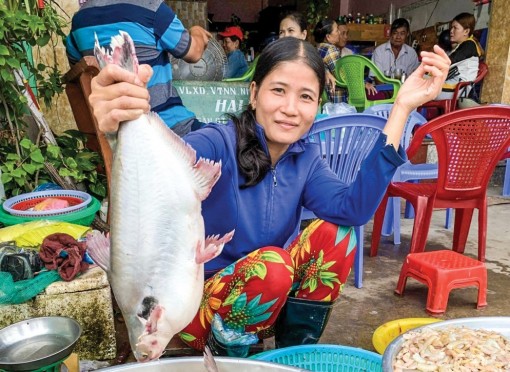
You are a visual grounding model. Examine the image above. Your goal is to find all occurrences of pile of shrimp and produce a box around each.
[392,326,510,371]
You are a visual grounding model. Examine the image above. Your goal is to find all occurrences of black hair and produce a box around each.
[233,37,325,188]
[280,11,308,33]
[391,18,410,33]
[313,18,335,44]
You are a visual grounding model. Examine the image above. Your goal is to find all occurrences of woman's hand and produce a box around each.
[325,70,336,95]
[365,82,378,95]
[394,45,451,111]
[89,63,152,133]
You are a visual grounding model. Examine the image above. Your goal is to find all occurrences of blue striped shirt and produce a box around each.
[66,0,195,130]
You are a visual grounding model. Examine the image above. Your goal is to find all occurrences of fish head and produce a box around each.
[134,332,168,362]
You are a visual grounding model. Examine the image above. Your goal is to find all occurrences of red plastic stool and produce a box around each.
[395,250,487,315]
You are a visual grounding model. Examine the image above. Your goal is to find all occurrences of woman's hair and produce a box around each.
[453,13,475,36]
[280,11,307,33]
[233,37,325,188]
[313,18,335,44]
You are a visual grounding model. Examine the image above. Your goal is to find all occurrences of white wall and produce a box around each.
[400,0,486,32]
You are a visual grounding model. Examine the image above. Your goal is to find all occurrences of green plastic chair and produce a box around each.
[223,56,258,82]
[335,55,401,112]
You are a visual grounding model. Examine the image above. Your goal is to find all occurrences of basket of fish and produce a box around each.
[382,316,510,371]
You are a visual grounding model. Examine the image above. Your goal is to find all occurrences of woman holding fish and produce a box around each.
[89,37,450,357]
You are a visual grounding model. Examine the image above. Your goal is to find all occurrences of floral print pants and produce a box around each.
[179,220,357,350]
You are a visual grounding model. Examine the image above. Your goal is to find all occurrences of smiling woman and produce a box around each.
[87,35,450,358]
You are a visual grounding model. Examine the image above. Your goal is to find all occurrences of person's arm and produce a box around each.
[448,40,479,65]
[183,25,212,63]
[383,45,450,148]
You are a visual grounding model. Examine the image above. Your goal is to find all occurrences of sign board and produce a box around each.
[173,80,250,124]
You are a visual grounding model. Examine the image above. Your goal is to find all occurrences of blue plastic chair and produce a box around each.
[363,104,450,245]
[503,150,510,197]
[299,113,387,288]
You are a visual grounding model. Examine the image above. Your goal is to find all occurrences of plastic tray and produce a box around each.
[3,190,91,217]
[0,197,100,227]
[252,344,382,371]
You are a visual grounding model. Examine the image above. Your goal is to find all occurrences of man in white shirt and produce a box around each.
[372,18,420,78]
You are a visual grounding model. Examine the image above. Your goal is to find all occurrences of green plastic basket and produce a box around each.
[252,344,382,372]
[0,197,100,227]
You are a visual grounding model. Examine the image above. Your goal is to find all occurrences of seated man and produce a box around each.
[372,18,420,80]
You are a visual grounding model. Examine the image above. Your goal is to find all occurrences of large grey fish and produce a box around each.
[86,31,234,362]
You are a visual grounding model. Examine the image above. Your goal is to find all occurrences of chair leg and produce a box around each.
[478,201,487,262]
[381,199,394,236]
[394,260,409,295]
[445,208,453,229]
[354,225,363,288]
[409,196,433,254]
[392,196,401,245]
[370,194,389,257]
[503,159,510,197]
[452,208,475,255]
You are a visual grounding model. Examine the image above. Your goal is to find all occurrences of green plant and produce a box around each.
[0,1,107,200]
[306,0,331,31]
[0,130,107,200]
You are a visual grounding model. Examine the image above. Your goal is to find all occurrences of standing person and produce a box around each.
[219,26,249,79]
[372,18,420,78]
[436,12,483,100]
[66,0,210,137]
[88,37,450,355]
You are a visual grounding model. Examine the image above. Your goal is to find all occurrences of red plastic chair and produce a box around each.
[370,105,510,262]
[418,61,488,119]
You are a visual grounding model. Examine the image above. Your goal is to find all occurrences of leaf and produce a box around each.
[260,251,286,263]
[20,138,33,149]
[21,163,37,175]
[1,173,12,184]
[35,34,51,47]
[178,332,196,343]
[46,144,60,158]
[6,58,20,69]
[29,149,45,163]
[0,44,8,56]
[64,157,78,169]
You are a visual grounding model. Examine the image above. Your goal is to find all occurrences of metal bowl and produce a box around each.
[0,316,82,371]
[101,357,307,371]
[382,316,510,371]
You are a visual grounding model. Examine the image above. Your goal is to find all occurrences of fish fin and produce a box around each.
[85,230,111,272]
[94,31,139,73]
[145,305,165,333]
[203,346,219,372]
[196,230,235,264]
[193,158,222,201]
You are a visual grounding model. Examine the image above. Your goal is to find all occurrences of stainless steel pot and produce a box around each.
[101,357,308,371]
[0,316,81,371]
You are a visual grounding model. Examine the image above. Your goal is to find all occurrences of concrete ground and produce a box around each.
[322,184,510,353]
[105,185,510,366]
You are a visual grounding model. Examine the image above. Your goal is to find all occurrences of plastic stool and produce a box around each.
[395,250,487,315]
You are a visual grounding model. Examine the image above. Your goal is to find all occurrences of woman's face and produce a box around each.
[249,61,320,163]
[336,24,349,48]
[450,20,469,44]
[222,37,238,53]
[279,17,307,40]
[325,22,340,45]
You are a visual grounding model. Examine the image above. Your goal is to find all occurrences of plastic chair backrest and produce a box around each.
[307,114,387,184]
[363,104,427,149]
[335,55,401,112]
[451,60,488,109]
[407,105,510,201]
[223,55,258,82]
